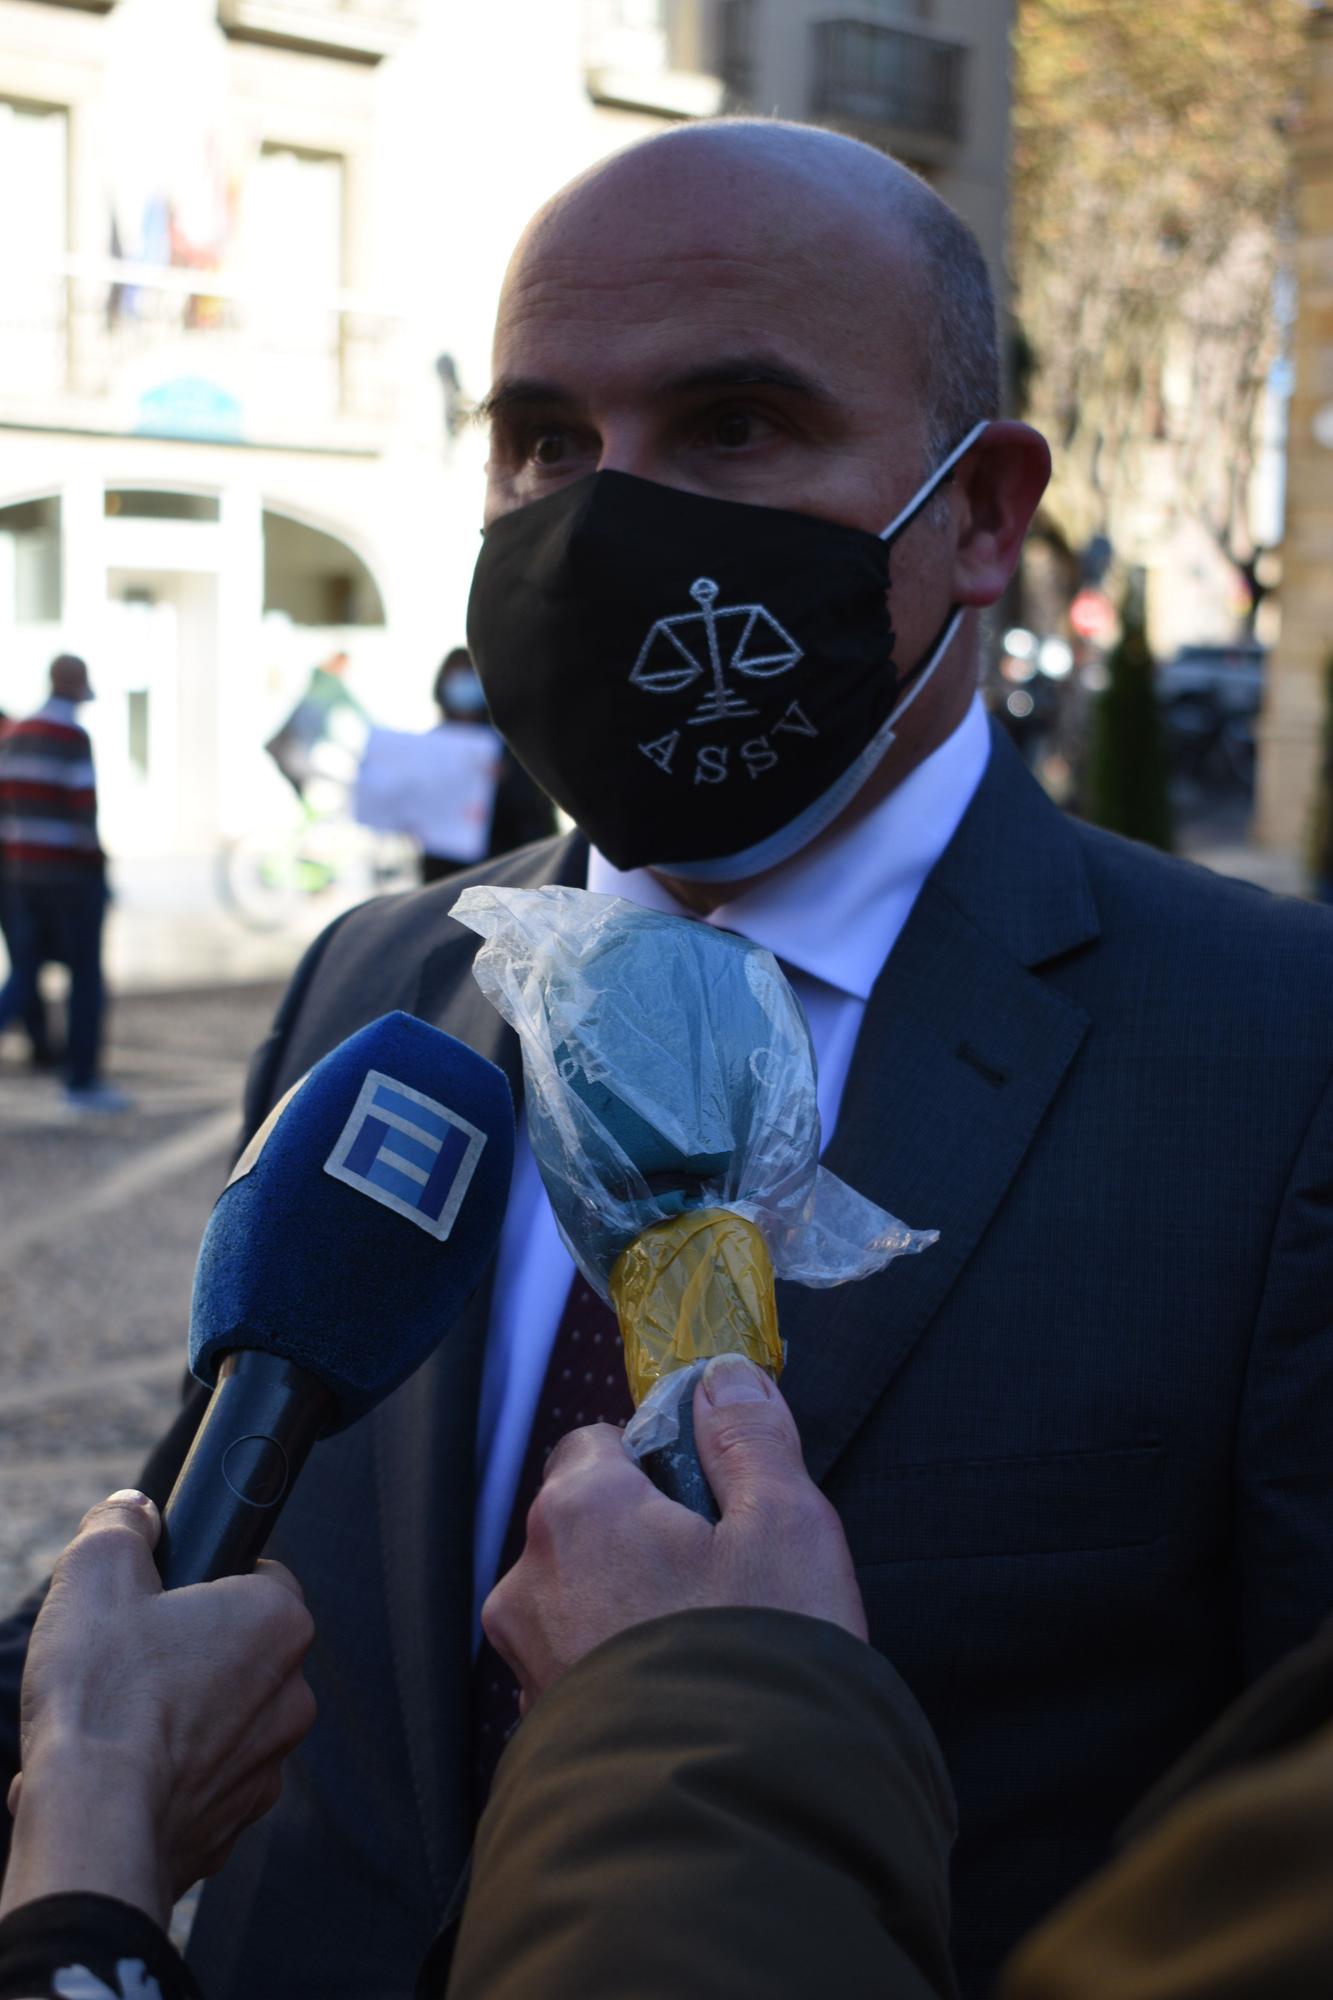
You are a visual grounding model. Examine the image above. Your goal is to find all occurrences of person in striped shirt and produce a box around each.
[0,655,127,1112]
[0,705,57,1070]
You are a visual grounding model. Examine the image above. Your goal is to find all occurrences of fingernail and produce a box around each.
[703,1354,770,1405]
[107,1489,153,1507]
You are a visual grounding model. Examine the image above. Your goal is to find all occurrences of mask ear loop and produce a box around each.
[886,605,965,732]
[879,419,991,545]
[877,419,991,729]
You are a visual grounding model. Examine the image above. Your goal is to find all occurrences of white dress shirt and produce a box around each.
[471,693,992,1636]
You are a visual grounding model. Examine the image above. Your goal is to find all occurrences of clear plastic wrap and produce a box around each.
[452,884,936,1456]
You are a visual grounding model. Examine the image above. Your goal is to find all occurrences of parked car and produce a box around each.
[1158,642,1265,793]
[1157,641,1265,716]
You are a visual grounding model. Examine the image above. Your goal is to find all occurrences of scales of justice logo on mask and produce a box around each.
[629,574,818,787]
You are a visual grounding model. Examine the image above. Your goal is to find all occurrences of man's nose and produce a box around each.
[594,423,686,492]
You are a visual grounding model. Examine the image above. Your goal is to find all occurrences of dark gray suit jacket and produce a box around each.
[6,726,1330,1999]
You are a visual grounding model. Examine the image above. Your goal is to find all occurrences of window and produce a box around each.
[242,144,345,298]
[0,99,67,266]
[239,145,346,418]
[584,1,726,117]
[718,0,758,97]
[0,498,62,625]
[0,100,68,398]
[105,490,221,522]
[589,0,670,75]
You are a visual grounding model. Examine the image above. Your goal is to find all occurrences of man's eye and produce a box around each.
[709,408,779,451]
[530,431,568,466]
[715,411,755,449]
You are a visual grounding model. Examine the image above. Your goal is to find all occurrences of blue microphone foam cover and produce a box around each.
[189,1012,514,1429]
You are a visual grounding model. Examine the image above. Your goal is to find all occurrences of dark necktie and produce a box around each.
[471,1273,635,1802]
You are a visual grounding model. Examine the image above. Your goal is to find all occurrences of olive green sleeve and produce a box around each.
[449,1607,958,2000]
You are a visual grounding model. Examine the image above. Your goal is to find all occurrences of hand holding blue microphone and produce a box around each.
[2,1490,314,1932]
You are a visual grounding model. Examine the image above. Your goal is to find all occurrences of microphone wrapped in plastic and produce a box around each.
[453,886,935,1518]
[157,1011,514,1586]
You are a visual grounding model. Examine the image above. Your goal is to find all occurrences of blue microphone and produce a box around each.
[156,1012,514,1587]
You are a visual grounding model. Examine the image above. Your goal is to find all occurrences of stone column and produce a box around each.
[1257,4,1333,859]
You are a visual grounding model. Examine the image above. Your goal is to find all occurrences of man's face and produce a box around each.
[482,149,959,682]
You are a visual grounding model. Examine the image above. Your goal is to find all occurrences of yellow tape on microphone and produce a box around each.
[609,1207,783,1408]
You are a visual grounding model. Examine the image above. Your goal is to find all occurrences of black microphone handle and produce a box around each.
[156,1350,335,1588]
[640,1391,720,1524]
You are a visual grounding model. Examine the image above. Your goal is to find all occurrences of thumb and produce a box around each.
[693,1356,805,1515]
[81,1489,162,1550]
[61,1490,162,1591]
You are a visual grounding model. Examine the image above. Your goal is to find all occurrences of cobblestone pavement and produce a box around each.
[0,986,282,1606]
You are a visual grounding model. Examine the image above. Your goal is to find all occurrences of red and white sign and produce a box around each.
[1069,589,1117,644]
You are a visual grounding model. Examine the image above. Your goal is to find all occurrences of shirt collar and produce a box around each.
[588,693,991,1002]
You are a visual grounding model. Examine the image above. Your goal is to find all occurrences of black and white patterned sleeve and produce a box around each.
[0,1895,202,2000]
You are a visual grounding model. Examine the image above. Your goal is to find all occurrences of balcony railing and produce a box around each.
[0,255,404,452]
[811,19,966,144]
[218,0,422,63]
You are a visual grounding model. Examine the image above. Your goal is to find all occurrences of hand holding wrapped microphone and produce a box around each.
[454,885,936,1515]
[483,1353,868,1708]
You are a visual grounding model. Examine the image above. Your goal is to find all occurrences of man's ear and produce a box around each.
[949,422,1051,608]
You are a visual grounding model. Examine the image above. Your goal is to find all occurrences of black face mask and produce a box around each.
[467,428,984,878]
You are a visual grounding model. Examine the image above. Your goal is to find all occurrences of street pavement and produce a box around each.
[0,985,281,1606]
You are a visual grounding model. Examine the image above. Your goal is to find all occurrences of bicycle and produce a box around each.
[217,790,418,932]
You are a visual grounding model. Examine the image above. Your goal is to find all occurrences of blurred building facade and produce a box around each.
[1258,2,1333,857]
[0,0,1012,888]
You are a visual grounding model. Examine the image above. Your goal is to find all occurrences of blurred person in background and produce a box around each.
[264,648,371,805]
[353,646,555,883]
[0,657,128,1113]
[426,647,555,878]
[0,703,58,1073]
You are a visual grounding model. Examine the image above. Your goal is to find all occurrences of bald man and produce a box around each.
[4,121,1333,1999]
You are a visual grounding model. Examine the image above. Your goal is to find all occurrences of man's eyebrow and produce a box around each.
[474,378,578,424]
[659,355,837,402]
[475,356,837,424]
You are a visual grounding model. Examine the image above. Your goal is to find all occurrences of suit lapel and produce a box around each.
[371,833,586,1896]
[782,728,1101,1483]
[368,755,1098,1856]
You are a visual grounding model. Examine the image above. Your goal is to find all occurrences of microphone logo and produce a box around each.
[324,1069,487,1240]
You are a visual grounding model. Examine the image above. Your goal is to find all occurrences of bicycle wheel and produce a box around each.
[217,827,331,931]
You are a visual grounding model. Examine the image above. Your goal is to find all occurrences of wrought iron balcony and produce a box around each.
[217,0,421,64]
[811,19,967,145]
[0,254,404,452]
